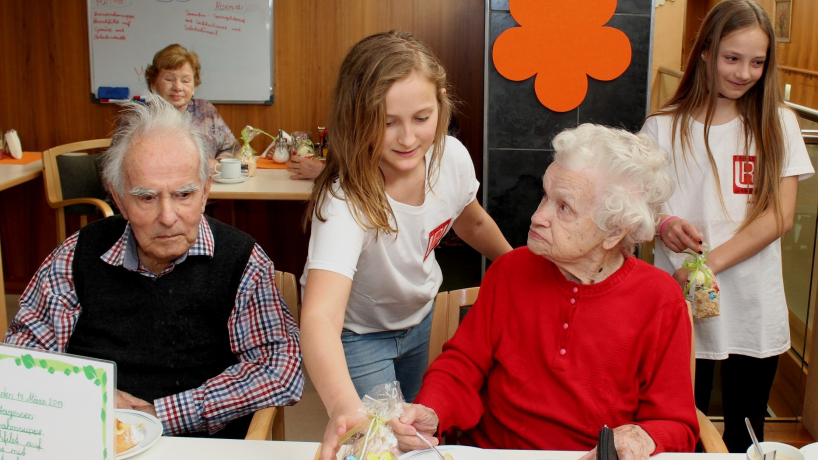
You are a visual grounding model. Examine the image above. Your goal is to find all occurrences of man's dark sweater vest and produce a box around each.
[66,215,255,436]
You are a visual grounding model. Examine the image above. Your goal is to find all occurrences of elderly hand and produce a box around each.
[391,403,440,452]
[659,217,703,254]
[579,424,656,460]
[287,156,324,180]
[115,390,158,417]
[672,268,691,290]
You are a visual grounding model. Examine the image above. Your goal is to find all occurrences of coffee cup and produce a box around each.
[747,442,805,460]
[215,158,241,179]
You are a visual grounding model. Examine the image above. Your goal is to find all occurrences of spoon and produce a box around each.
[745,417,766,460]
[415,432,445,460]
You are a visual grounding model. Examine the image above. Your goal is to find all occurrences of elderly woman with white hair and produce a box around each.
[393,124,699,458]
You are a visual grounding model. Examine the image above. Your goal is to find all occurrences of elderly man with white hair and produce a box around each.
[4,95,303,438]
[394,124,699,458]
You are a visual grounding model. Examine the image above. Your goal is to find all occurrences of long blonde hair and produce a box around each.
[654,0,785,232]
[305,30,453,234]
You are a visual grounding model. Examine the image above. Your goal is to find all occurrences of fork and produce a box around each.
[414,432,445,460]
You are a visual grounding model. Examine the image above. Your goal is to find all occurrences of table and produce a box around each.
[0,159,44,333]
[209,169,313,200]
[134,438,743,460]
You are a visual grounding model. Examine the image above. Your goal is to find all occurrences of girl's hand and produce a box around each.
[660,218,703,254]
[318,410,369,460]
[391,403,440,452]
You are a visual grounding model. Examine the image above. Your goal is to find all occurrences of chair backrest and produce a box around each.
[245,407,283,441]
[42,139,112,206]
[428,287,479,366]
[275,270,299,325]
[244,271,299,441]
[55,154,107,212]
[686,301,728,453]
[0,256,7,336]
[686,302,696,385]
[429,289,728,453]
[42,139,114,242]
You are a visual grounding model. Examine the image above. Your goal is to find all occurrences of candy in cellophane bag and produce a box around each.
[336,382,403,460]
[682,243,720,318]
[291,131,316,159]
[233,126,275,177]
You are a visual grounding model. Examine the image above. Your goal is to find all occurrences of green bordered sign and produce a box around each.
[0,344,115,459]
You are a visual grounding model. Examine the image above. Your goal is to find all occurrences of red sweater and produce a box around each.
[415,247,698,453]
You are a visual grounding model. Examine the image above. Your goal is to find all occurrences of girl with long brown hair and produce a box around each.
[299,31,511,459]
[642,0,812,452]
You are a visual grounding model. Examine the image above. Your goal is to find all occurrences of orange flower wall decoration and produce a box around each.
[492,0,632,112]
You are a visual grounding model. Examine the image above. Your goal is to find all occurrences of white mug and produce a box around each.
[215,158,241,179]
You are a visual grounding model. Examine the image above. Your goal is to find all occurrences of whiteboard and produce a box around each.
[87,0,273,104]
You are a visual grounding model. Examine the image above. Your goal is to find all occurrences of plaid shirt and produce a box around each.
[4,216,303,435]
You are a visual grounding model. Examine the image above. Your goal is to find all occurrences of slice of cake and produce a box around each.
[115,418,144,454]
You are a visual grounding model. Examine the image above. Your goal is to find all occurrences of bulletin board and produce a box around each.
[87,0,274,104]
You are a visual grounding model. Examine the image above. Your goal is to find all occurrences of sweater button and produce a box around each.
[572,287,578,293]
[559,348,566,356]
[563,323,569,330]
[570,298,576,304]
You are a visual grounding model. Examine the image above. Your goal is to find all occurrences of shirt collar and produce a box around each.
[100,215,214,271]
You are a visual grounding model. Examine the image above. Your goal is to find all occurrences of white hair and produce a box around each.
[102,93,209,197]
[552,123,673,252]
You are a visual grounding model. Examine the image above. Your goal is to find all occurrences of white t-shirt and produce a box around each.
[301,136,480,334]
[642,109,813,359]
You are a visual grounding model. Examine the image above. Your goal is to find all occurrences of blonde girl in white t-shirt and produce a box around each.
[301,31,512,460]
[642,0,813,452]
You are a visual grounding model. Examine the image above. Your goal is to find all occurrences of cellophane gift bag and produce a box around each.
[682,244,720,318]
[336,382,404,460]
[233,126,275,177]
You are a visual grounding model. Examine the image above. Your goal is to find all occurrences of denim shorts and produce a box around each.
[341,309,432,403]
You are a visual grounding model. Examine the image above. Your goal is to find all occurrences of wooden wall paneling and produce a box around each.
[1,1,120,152]
[682,0,711,64]
[222,0,485,176]
[776,0,817,72]
[232,201,311,278]
[223,0,486,278]
[684,0,818,112]
[1,0,486,289]
[0,178,58,293]
[780,71,818,111]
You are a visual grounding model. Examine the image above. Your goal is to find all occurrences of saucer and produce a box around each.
[213,173,249,184]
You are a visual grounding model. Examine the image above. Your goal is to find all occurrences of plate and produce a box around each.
[801,442,818,459]
[399,445,506,460]
[116,409,163,459]
[213,173,249,184]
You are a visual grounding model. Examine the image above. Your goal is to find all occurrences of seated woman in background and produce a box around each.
[394,124,699,459]
[143,44,237,169]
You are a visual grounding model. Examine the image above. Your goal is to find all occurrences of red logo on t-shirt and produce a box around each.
[733,155,755,194]
[424,219,452,261]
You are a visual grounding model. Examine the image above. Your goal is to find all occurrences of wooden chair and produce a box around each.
[429,288,729,453]
[42,139,114,243]
[686,301,729,453]
[245,270,299,441]
[428,288,478,366]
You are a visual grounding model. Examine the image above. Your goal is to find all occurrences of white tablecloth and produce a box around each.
[131,437,744,460]
[208,168,312,200]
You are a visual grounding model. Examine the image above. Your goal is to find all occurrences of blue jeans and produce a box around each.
[341,309,432,403]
